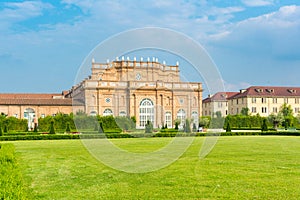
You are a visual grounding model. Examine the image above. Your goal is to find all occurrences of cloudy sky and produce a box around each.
[0,0,300,97]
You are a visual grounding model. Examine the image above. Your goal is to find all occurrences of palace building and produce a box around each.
[70,58,203,128]
[0,58,203,129]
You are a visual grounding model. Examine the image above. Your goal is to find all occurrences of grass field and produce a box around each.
[5,136,300,199]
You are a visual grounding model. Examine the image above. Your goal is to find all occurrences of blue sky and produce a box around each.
[0,0,300,97]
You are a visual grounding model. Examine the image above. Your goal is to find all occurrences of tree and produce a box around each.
[261,118,268,132]
[215,111,222,118]
[49,120,56,134]
[184,119,191,133]
[241,107,250,116]
[225,121,231,132]
[268,113,284,129]
[279,103,294,129]
[199,117,210,128]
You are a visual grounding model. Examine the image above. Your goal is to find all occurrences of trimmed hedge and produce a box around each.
[0,144,27,199]
[1,131,300,141]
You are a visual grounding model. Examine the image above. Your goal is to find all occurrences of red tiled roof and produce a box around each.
[0,93,64,99]
[203,92,238,103]
[0,98,73,106]
[229,86,300,99]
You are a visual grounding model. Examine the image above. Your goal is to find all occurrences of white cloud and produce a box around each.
[0,1,53,22]
[242,0,274,7]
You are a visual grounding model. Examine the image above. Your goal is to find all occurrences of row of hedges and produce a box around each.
[1,131,300,141]
[0,115,28,132]
[0,144,28,199]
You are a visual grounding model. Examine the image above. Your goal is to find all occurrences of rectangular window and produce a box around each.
[218,102,222,108]
[41,114,45,118]
[262,107,267,113]
[284,98,288,104]
[251,107,257,113]
[236,108,239,114]
[295,98,299,104]
[262,98,267,103]
[273,107,278,113]
[252,98,256,103]
[236,99,239,104]
[295,108,299,113]
[273,98,277,104]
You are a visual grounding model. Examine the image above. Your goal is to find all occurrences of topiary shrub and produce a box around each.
[49,121,56,134]
[0,127,3,136]
[145,120,153,133]
[226,121,231,132]
[98,122,104,133]
[65,122,71,133]
[175,121,179,130]
[33,123,38,133]
[261,118,268,132]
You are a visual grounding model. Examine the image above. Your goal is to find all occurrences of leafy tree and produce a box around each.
[279,103,294,129]
[49,120,56,134]
[268,113,284,129]
[261,118,268,132]
[215,111,222,118]
[199,117,210,128]
[241,107,250,116]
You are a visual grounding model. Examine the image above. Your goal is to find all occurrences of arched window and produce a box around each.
[103,108,113,116]
[191,111,198,128]
[119,111,126,116]
[139,98,154,128]
[90,111,97,116]
[165,112,172,128]
[177,109,186,128]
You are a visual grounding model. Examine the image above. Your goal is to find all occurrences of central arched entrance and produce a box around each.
[24,108,35,130]
[139,98,154,128]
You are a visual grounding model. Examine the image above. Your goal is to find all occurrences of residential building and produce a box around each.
[228,86,300,116]
[202,92,238,117]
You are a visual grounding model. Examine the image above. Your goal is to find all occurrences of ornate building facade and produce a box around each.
[71,58,203,128]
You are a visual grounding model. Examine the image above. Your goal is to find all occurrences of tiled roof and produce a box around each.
[229,86,300,99]
[203,92,238,103]
[0,98,73,106]
[0,93,64,99]
[0,93,75,106]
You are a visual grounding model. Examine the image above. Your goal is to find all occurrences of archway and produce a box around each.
[24,108,35,130]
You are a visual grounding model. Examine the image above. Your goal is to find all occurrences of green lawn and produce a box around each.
[7,136,300,199]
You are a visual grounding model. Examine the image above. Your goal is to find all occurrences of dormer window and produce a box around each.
[288,89,296,94]
[255,88,262,93]
[266,89,274,93]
